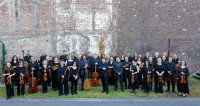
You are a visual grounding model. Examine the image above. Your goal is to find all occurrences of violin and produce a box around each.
[158,76,164,84]
[91,64,99,86]
[19,73,24,85]
[6,75,12,86]
[52,65,58,70]
[167,72,172,82]
[180,72,186,84]
[43,68,48,82]
[146,71,151,83]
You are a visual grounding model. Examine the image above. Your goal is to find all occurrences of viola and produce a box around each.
[180,73,186,84]
[159,76,164,84]
[19,74,24,85]
[6,76,12,85]
[146,72,151,83]
[43,72,47,81]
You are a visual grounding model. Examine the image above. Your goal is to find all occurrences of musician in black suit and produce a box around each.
[58,60,69,96]
[99,58,109,94]
[113,57,124,92]
[166,57,176,93]
[80,55,90,90]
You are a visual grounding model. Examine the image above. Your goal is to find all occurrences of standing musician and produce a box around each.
[24,51,31,63]
[143,52,150,62]
[108,56,115,85]
[129,60,139,94]
[11,55,18,88]
[28,56,38,78]
[113,57,124,92]
[36,56,42,85]
[132,53,138,61]
[52,57,60,91]
[70,61,79,95]
[60,50,67,62]
[91,54,100,78]
[40,52,47,66]
[71,52,77,61]
[58,60,69,96]
[47,56,53,86]
[111,52,117,62]
[123,56,131,89]
[41,60,49,94]
[80,55,90,90]
[3,62,15,100]
[162,55,167,86]
[87,52,93,78]
[177,61,189,97]
[143,60,153,93]
[99,58,109,94]
[16,60,25,96]
[166,57,176,93]
[136,57,144,89]
[154,58,165,93]
[126,52,132,62]
[172,54,179,64]
[120,55,125,63]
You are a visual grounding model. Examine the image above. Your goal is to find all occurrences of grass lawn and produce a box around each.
[0,77,199,98]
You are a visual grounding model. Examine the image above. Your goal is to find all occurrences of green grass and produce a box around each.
[0,76,200,98]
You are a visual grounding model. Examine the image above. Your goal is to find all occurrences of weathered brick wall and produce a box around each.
[0,0,199,73]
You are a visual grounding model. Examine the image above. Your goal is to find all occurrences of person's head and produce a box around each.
[157,58,162,64]
[63,50,66,55]
[163,52,167,57]
[146,52,150,57]
[145,60,150,66]
[125,56,128,61]
[54,52,58,57]
[116,57,120,62]
[181,61,186,66]
[88,52,92,57]
[12,55,17,61]
[54,57,58,62]
[71,52,75,56]
[102,58,106,63]
[127,52,130,57]
[81,51,85,55]
[78,54,82,59]
[16,54,20,59]
[110,56,114,61]
[132,60,136,65]
[168,57,173,63]
[134,53,138,57]
[18,60,24,66]
[27,51,30,55]
[45,56,49,61]
[138,53,142,58]
[6,62,11,69]
[82,55,87,60]
[94,54,97,59]
[68,55,72,60]
[155,52,159,57]
[60,60,64,66]
[43,51,46,55]
[49,56,52,60]
[112,52,115,56]
[31,56,35,62]
[73,61,77,67]
[162,56,166,61]
[43,60,47,65]
[98,53,101,57]
[149,57,153,62]
[137,57,141,61]
[36,56,40,61]
[174,54,178,59]
[121,55,125,60]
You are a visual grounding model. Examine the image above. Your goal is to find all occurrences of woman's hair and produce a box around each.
[5,62,12,70]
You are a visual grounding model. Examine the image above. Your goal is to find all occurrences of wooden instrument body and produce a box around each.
[6,76,12,85]
[131,73,134,84]
[175,64,178,83]
[108,69,112,77]
[91,65,99,86]
[158,76,164,84]
[19,75,24,85]
[180,74,186,84]
[28,70,38,94]
[83,62,91,90]
[146,74,151,83]
[43,73,47,81]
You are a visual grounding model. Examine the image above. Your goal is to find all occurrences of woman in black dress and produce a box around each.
[129,60,139,94]
[70,61,79,95]
[142,60,153,93]
[3,62,15,100]
[177,61,190,97]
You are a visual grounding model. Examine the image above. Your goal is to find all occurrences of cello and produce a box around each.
[91,64,99,86]
[83,61,91,90]
[28,68,38,94]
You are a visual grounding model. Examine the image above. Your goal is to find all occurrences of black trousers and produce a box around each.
[52,71,59,89]
[59,79,69,95]
[114,75,124,91]
[17,84,25,95]
[80,73,85,90]
[6,84,14,97]
[123,70,128,89]
[42,80,48,93]
[167,76,175,91]
[131,74,139,91]
[71,78,78,94]
[101,75,108,92]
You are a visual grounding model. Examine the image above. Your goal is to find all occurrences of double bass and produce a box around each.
[83,61,91,90]
[28,68,38,93]
[91,64,99,86]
